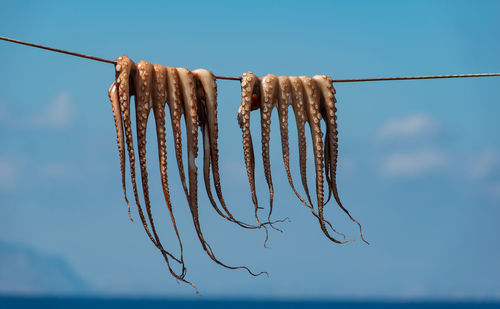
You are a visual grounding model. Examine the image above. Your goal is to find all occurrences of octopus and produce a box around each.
[238,73,366,244]
[109,56,266,292]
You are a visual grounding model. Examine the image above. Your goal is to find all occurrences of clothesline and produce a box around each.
[2,35,500,83]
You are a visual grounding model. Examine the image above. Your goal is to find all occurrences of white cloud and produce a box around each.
[468,150,500,179]
[382,149,449,178]
[376,113,439,140]
[26,92,74,129]
[38,162,78,182]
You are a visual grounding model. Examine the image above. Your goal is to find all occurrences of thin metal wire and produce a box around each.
[332,73,500,83]
[2,35,500,83]
[0,36,116,65]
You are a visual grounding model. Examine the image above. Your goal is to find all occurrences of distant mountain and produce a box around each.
[0,242,90,295]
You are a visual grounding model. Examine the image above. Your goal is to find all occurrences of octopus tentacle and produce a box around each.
[277,76,312,209]
[115,56,162,248]
[289,77,314,207]
[108,82,133,221]
[238,72,263,226]
[178,68,264,275]
[152,64,190,281]
[284,76,344,239]
[313,75,368,244]
[238,73,275,245]
[260,74,282,231]
[193,69,261,229]
[165,67,190,202]
[115,56,186,278]
[322,107,333,206]
[135,61,188,266]
[300,76,349,244]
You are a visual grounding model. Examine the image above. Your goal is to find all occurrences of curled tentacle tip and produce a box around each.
[273,226,284,233]
[263,238,270,249]
[263,237,270,248]
[269,217,290,225]
[258,271,269,278]
[192,285,199,295]
[262,225,270,248]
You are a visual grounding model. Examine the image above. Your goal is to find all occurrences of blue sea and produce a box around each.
[0,297,499,309]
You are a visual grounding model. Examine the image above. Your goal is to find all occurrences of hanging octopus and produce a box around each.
[238,73,365,244]
[109,57,267,291]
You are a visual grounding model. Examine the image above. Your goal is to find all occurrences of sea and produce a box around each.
[0,297,499,309]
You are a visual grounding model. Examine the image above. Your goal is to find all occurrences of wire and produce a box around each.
[2,35,500,83]
[0,35,116,65]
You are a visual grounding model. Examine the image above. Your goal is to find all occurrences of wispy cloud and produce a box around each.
[0,155,78,193]
[376,113,439,140]
[38,162,79,182]
[0,92,75,130]
[381,149,449,178]
[26,92,75,130]
[468,149,500,179]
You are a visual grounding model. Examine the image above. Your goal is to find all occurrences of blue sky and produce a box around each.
[0,0,499,300]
